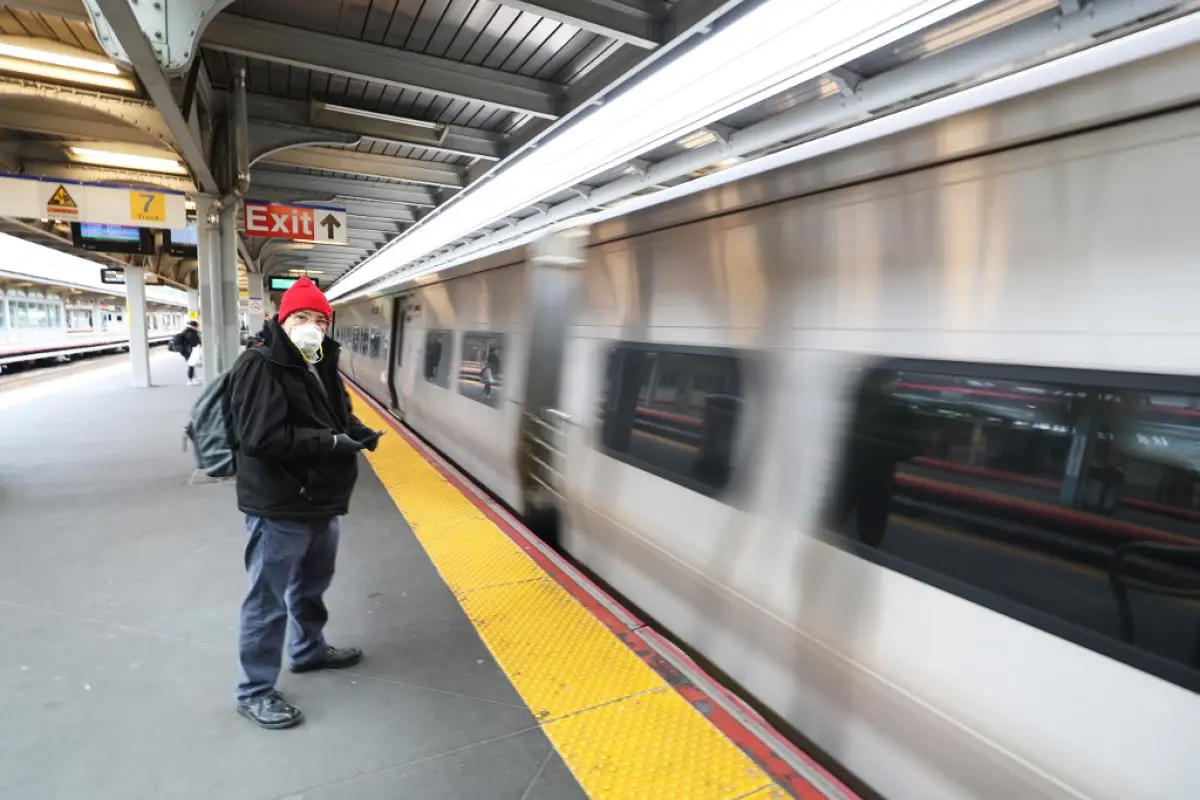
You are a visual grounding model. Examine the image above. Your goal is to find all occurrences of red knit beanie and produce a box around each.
[277,277,332,324]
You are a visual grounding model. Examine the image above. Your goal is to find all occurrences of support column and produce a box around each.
[186,287,199,320]
[124,266,151,388]
[219,205,242,368]
[246,271,266,330]
[196,193,221,382]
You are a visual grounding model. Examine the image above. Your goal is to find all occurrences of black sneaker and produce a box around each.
[290,645,363,674]
[236,690,303,730]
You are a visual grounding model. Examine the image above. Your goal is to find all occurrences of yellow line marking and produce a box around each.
[349,385,783,800]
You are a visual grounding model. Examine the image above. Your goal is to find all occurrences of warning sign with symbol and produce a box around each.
[45,184,80,219]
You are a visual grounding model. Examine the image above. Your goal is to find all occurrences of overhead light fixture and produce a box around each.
[329,0,986,298]
[68,147,187,175]
[320,103,442,130]
[677,130,717,150]
[0,36,135,92]
[0,38,120,74]
[0,55,136,92]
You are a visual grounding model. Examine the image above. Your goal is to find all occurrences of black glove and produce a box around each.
[355,429,386,452]
[332,433,365,452]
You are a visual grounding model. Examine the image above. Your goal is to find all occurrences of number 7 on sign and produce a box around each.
[129,190,166,223]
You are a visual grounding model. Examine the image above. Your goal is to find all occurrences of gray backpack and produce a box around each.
[183,349,264,478]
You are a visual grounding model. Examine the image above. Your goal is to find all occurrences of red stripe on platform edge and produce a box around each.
[345,380,848,800]
[640,626,860,799]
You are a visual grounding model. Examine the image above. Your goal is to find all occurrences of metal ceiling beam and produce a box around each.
[563,0,750,109]
[276,261,365,271]
[250,169,436,207]
[0,76,177,146]
[307,102,504,162]
[498,1,665,49]
[288,262,367,272]
[0,103,163,147]
[341,200,419,223]
[346,217,409,234]
[202,16,563,119]
[244,188,337,206]
[248,121,359,165]
[262,259,360,275]
[346,232,390,245]
[214,93,503,161]
[307,245,372,255]
[260,147,464,190]
[89,0,219,195]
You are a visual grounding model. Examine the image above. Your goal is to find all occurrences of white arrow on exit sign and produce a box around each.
[310,208,347,245]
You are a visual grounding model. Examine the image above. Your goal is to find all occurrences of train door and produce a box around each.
[387,294,408,412]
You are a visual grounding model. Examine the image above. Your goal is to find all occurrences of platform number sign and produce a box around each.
[129,191,167,224]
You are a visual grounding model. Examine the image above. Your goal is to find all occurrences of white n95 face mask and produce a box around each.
[289,322,324,361]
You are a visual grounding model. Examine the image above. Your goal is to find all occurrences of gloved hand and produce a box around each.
[355,429,386,452]
[332,433,365,452]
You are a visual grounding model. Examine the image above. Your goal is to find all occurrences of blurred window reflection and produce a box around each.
[424,330,453,388]
[458,332,505,409]
[599,343,744,497]
[827,362,1200,691]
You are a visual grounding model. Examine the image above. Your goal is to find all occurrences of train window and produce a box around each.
[599,343,744,497]
[424,330,453,388]
[368,327,382,359]
[826,361,1200,692]
[458,332,505,408]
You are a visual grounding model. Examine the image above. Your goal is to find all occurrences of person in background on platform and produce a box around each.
[173,320,201,385]
[227,276,385,730]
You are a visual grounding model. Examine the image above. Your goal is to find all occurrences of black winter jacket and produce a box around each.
[177,327,200,358]
[229,320,374,519]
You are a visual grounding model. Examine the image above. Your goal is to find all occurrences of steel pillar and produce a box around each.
[186,288,199,319]
[246,271,266,329]
[195,193,221,382]
[219,205,241,369]
[124,265,151,388]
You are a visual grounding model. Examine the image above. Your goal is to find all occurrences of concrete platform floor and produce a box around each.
[0,353,587,800]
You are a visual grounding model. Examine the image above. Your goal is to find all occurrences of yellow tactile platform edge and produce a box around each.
[348,387,784,800]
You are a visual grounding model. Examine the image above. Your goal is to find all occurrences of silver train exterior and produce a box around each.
[335,42,1200,800]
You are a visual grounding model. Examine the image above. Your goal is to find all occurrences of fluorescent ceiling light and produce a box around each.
[329,0,984,299]
[0,38,121,74]
[677,130,717,149]
[0,55,135,92]
[320,103,442,130]
[68,147,186,175]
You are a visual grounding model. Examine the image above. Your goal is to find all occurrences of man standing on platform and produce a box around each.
[227,277,385,729]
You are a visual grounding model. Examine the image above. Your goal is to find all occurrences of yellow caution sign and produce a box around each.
[46,184,79,218]
[129,191,166,223]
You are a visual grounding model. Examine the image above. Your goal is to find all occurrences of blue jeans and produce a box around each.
[236,515,341,701]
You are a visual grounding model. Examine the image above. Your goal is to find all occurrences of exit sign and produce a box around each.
[243,201,347,245]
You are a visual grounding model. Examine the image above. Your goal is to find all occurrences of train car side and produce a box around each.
[338,42,1200,800]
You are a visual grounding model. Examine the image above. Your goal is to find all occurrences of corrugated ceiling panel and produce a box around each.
[0,8,105,54]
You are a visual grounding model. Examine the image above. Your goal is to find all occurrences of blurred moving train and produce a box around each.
[335,38,1200,800]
